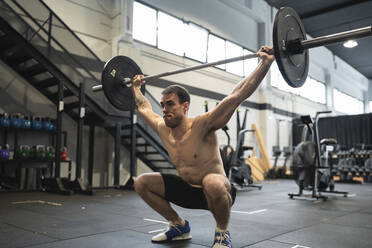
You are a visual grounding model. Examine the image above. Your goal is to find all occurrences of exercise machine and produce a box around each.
[289,111,348,200]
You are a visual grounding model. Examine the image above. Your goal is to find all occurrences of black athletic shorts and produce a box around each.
[161,173,236,210]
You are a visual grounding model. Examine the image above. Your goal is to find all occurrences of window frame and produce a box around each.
[133,0,256,77]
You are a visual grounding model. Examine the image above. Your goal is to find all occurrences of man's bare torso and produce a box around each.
[158,115,226,186]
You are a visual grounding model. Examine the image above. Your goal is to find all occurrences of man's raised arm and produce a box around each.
[205,46,275,131]
[132,75,163,133]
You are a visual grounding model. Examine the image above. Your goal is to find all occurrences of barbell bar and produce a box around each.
[92,53,260,92]
[92,7,372,111]
[293,26,372,53]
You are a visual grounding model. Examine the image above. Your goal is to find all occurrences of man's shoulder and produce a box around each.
[190,114,207,126]
[189,114,213,133]
[193,112,209,121]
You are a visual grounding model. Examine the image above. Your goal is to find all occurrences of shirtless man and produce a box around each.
[132,46,274,248]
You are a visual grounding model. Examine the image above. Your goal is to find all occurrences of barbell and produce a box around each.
[92,7,372,111]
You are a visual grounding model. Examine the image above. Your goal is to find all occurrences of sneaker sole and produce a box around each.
[151,233,192,243]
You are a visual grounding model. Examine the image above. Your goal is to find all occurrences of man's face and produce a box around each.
[160,93,189,128]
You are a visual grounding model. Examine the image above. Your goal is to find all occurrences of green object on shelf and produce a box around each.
[15,145,30,160]
[31,145,46,160]
[46,146,55,160]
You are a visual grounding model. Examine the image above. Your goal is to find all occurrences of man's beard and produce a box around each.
[164,115,183,128]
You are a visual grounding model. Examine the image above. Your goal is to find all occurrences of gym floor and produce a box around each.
[1,180,371,248]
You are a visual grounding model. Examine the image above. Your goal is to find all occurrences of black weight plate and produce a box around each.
[101,56,145,111]
[273,7,309,88]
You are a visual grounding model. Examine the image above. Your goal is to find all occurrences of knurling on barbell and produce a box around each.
[93,7,372,111]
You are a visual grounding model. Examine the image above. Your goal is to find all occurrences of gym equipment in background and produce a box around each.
[10,113,22,128]
[31,116,42,130]
[23,115,31,128]
[0,113,10,127]
[288,112,348,200]
[0,144,10,160]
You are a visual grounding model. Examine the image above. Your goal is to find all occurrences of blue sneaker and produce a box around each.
[151,220,192,243]
[212,230,232,248]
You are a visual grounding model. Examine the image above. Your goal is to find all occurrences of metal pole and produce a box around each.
[312,111,331,198]
[88,125,95,187]
[114,122,121,187]
[47,12,52,57]
[55,81,63,178]
[130,111,137,180]
[76,82,85,179]
[300,26,372,51]
[92,53,259,92]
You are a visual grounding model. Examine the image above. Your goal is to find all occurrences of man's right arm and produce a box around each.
[201,46,274,132]
[132,76,163,133]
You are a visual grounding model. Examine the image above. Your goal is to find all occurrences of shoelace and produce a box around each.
[216,231,230,245]
[168,223,181,234]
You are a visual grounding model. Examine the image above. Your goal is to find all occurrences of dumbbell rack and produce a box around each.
[0,125,71,191]
[334,147,372,184]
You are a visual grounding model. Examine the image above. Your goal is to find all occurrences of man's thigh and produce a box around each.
[162,173,209,210]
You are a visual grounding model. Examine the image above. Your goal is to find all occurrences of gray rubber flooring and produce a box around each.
[1,179,372,248]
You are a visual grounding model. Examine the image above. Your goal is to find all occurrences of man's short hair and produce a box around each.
[161,85,190,104]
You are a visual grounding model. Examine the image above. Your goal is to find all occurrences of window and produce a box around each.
[133,2,157,46]
[333,88,364,114]
[298,77,326,104]
[184,23,208,62]
[225,41,243,76]
[243,49,257,77]
[270,62,326,104]
[133,1,251,77]
[370,101,372,112]
[207,34,225,70]
[270,61,300,95]
[157,12,185,56]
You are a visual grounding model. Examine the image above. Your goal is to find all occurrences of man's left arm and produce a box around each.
[204,46,274,132]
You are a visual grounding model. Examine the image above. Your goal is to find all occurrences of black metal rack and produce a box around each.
[0,124,70,191]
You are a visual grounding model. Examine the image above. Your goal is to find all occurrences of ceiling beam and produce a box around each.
[301,0,371,19]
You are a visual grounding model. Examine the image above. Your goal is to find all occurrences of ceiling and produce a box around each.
[264,0,372,80]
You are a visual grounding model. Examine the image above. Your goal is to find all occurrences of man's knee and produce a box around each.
[134,174,149,193]
[202,174,230,199]
[134,173,164,195]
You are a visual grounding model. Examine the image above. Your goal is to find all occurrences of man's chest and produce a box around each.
[163,132,205,164]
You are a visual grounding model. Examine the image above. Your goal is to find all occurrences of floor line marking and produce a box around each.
[231,209,267,215]
[148,228,166,234]
[291,245,311,248]
[143,218,168,224]
[11,200,62,206]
